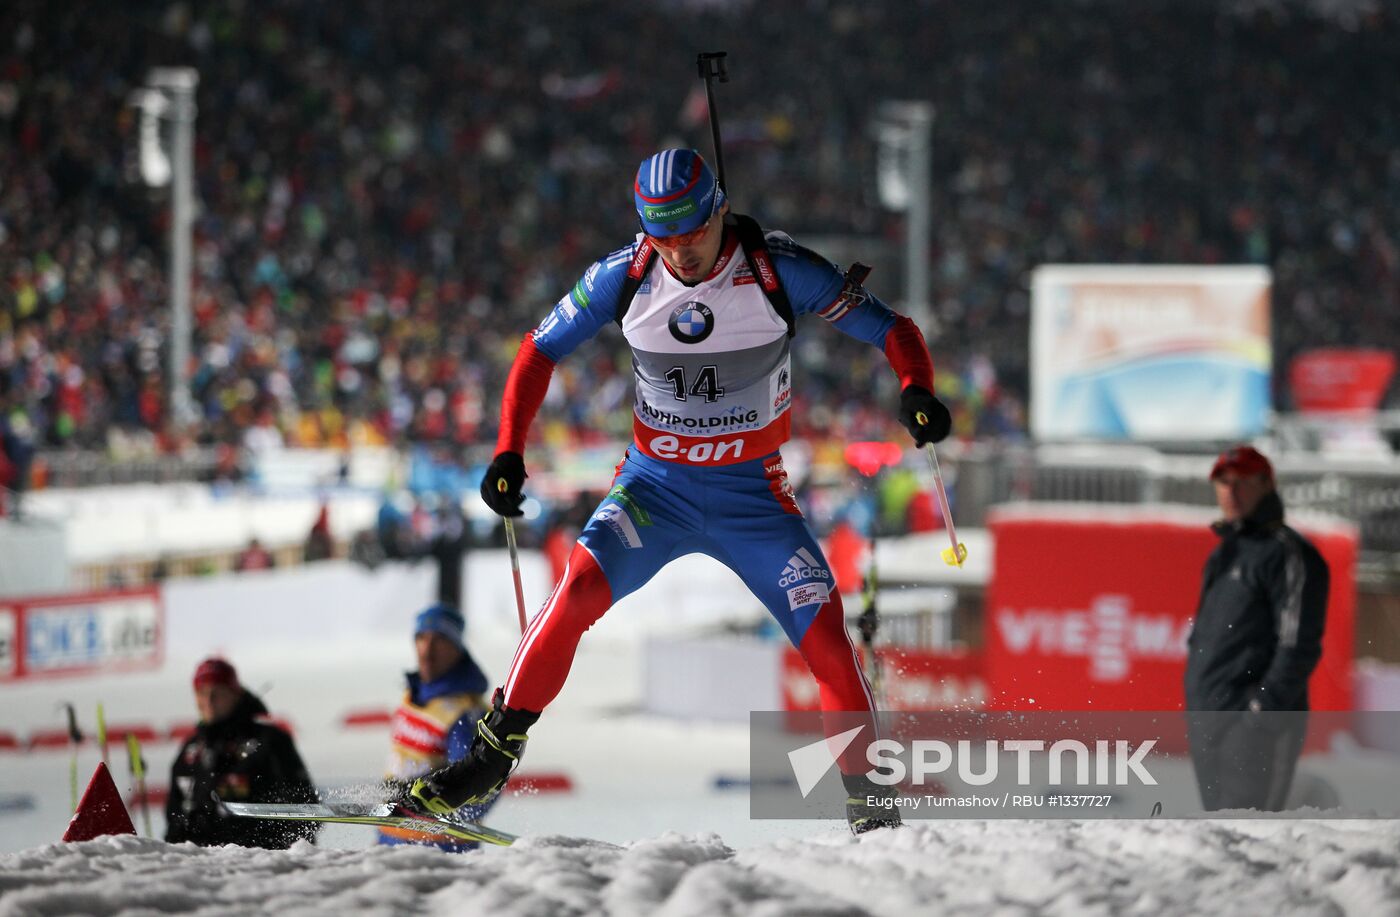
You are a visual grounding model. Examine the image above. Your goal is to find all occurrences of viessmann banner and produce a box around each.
[781,646,987,713]
[1030,265,1272,441]
[983,504,1355,712]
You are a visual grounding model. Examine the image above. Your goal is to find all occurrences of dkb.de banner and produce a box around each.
[0,587,163,681]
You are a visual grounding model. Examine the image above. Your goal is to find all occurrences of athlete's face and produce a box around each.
[650,202,729,282]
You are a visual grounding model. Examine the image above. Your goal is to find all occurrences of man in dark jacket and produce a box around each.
[165,658,320,847]
[1184,445,1329,811]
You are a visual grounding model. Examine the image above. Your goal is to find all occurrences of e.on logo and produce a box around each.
[994,595,1189,682]
[647,434,744,463]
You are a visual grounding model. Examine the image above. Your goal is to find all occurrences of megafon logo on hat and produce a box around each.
[636,149,720,235]
[644,199,699,226]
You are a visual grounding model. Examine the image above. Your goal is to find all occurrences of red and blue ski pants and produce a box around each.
[502,449,875,767]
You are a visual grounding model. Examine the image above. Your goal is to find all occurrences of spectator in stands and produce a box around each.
[380,604,494,850]
[376,492,417,561]
[0,434,12,518]
[542,492,598,586]
[201,444,248,487]
[234,537,275,572]
[1184,446,1329,811]
[0,403,35,517]
[165,657,319,848]
[425,498,470,608]
[2,0,1397,464]
[303,503,335,562]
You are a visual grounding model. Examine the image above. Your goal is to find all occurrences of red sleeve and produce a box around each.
[882,315,936,392]
[496,333,557,455]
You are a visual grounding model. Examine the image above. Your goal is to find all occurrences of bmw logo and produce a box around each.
[668,302,714,344]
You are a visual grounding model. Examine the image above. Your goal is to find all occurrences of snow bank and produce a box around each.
[3,820,1399,917]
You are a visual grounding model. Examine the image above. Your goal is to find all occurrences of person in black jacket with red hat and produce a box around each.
[165,657,320,847]
[1184,445,1329,811]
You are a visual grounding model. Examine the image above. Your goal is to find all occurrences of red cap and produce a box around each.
[1210,445,1273,481]
[192,657,239,690]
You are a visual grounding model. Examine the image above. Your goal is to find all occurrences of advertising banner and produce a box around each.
[0,607,15,678]
[1288,348,1396,413]
[983,505,1355,712]
[782,646,986,712]
[1031,265,1272,441]
[0,588,163,681]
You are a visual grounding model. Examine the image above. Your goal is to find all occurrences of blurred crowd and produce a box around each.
[1,0,1396,474]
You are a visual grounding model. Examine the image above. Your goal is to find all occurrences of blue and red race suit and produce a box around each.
[493,224,936,772]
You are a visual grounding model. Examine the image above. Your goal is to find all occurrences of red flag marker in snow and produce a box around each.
[62,762,136,842]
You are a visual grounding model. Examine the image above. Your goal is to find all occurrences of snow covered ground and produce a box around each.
[3,818,1400,915]
[4,587,1400,914]
[0,646,828,854]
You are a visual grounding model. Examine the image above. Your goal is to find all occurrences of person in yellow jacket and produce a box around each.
[379,603,494,850]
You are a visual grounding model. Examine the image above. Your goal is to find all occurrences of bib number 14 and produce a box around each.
[664,365,725,403]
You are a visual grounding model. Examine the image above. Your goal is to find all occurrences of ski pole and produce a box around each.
[856,544,885,708]
[696,51,729,193]
[126,732,153,836]
[916,426,967,567]
[95,702,109,767]
[498,480,528,634]
[63,703,83,813]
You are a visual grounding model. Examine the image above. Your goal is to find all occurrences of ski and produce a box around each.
[218,799,517,847]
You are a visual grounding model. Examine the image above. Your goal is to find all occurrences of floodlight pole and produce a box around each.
[898,102,934,334]
[147,68,200,427]
[876,102,934,333]
[905,103,933,334]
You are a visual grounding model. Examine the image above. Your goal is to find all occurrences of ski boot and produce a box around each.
[842,772,903,835]
[409,691,539,815]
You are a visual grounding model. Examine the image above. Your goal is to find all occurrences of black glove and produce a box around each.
[897,385,952,446]
[479,451,526,517]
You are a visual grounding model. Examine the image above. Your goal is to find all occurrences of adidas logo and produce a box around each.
[778,547,832,588]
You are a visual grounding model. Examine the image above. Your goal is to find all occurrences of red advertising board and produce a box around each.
[1289,348,1396,413]
[985,506,1355,711]
[0,587,164,682]
[782,645,987,712]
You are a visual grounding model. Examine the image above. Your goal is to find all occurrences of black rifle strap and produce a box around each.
[730,213,795,338]
[614,236,658,327]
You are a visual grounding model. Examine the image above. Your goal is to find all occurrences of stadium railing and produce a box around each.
[35,448,223,488]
